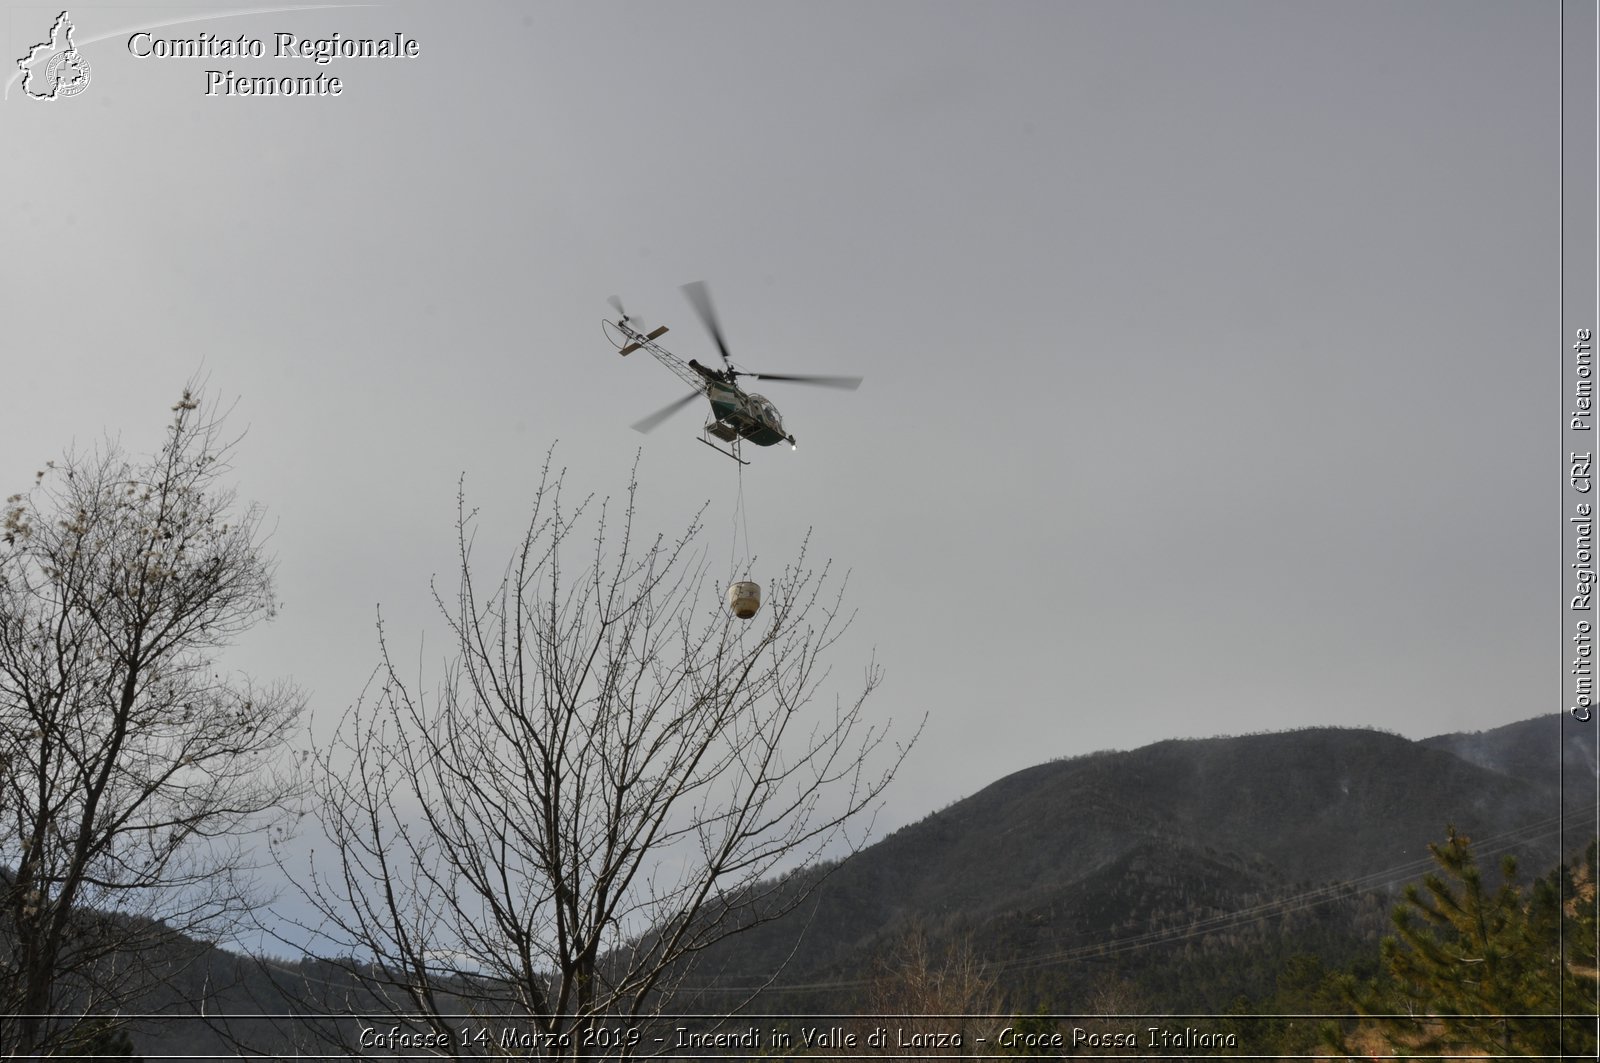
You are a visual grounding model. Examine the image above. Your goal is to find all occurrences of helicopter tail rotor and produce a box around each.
[608,294,660,332]
[608,295,669,355]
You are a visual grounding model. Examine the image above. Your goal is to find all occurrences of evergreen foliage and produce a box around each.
[56,1017,142,1060]
[1329,828,1597,1059]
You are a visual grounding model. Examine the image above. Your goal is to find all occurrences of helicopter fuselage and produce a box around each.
[692,362,793,447]
[603,285,859,460]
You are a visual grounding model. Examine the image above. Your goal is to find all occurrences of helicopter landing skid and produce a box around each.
[698,436,749,465]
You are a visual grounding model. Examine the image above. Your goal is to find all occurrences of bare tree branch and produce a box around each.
[0,386,305,1055]
[287,451,916,1057]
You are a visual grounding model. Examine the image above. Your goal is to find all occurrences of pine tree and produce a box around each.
[1338,827,1597,1058]
[1549,840,1599,1054]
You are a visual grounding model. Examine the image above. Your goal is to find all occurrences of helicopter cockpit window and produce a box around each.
[750,394,779,424]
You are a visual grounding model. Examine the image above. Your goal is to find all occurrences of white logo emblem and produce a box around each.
[17,11,92,100]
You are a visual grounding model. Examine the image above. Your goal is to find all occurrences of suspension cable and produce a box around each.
[730,458,753,578]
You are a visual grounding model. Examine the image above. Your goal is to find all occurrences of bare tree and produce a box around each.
[288,457,914,1057]
[863,924,1003,1059]
[0,388,304,1055]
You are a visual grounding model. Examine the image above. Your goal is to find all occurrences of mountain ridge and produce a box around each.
[679,714,1592,1012]
[30,713,1592,1054]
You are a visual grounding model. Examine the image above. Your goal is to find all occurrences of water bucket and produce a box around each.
[727,581,761,620]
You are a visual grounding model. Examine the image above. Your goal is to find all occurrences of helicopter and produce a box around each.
[602,282,863,464]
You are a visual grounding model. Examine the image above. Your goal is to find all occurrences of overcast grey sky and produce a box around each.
[0,1,1571,839]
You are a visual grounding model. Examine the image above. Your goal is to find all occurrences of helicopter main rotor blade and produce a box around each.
[745,372,863,390]
[630,389,702,434]
[680,281,735,371]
